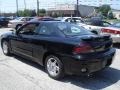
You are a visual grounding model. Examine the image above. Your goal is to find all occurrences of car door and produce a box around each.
[10,23,39,57]
[30,23,57,65]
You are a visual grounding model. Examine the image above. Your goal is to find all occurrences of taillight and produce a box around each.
[102,28,120,34]
[73,43,94,54]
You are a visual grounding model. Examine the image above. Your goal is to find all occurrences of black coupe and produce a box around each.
[1,21,116,79]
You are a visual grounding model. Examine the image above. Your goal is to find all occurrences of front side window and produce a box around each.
[19,23,39,35]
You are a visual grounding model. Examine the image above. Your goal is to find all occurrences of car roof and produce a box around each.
[29,21,65,23]
[27,21,73,26]
[29,17,60,22]
[56,17,82,20]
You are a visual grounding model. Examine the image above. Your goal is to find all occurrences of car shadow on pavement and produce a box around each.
[13,55,120,90]
[61,68,120,90]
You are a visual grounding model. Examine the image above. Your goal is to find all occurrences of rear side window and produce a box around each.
[38,26,50,35]
[56,22,93,36]
[37,23,55,35]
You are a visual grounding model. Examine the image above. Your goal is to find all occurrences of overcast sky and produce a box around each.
[0,0,120,13]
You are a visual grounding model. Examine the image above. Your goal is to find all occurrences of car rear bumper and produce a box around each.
[111,36,120,43]
[61,48,116,75]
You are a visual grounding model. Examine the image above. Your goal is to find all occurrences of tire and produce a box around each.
[1,40,11,56]
[45,55,65,80]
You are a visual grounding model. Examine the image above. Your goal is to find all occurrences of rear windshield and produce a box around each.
[55,22,93,36]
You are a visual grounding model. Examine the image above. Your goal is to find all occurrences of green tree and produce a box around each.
[38,9,46,17]
[23,9,32,16]
[18,9,37,17]
[98,5,111,17]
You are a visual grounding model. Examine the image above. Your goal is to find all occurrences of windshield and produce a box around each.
[55,22,93,36]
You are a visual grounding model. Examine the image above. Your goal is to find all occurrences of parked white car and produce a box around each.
[101,22,120,43]
[8,17,34,29]
[79,18,111,34]
[57,17,84,23]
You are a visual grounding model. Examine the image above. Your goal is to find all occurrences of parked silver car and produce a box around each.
[8,17,34,29]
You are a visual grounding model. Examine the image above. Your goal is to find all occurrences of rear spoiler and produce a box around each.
[81,35,111,42]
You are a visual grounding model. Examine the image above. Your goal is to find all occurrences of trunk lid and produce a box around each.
[81,35,112,52]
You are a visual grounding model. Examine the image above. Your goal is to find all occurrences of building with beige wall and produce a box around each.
[47,4,95,17]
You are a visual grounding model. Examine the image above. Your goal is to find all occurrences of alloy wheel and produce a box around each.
[2,41,8,54]
[47,58,60,77]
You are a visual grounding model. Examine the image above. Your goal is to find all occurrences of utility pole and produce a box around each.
[76,0,79,17]
[24,0,26,10]
[37,0,39,16]
[16,0,19,16]
[0,1,1,16]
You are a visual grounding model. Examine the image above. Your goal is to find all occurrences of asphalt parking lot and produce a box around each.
[0,28,120,90]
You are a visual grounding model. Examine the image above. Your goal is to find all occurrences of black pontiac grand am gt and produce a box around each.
[1,21,116,79]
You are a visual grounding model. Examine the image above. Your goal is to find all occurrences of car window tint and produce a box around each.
[56,22,93,36]
[37,23,54,35]
[19,23,39,34]
[38,26,50,34]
